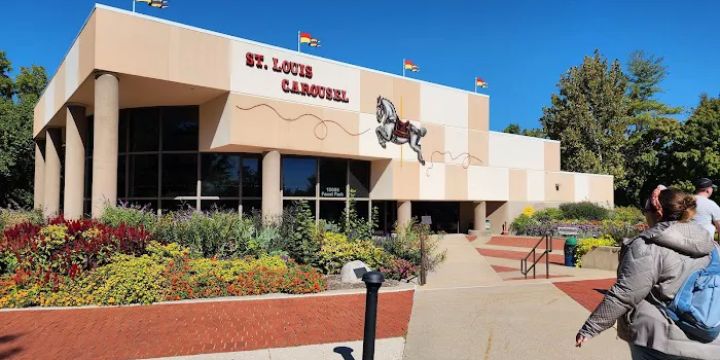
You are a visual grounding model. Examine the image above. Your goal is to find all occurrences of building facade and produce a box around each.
[32,5,614,234]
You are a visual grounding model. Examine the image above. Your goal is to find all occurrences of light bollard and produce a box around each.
[361,271,385,360]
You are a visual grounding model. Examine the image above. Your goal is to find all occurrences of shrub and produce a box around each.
[521,206,535,217]
[0,209,44,233]
[532,208,564,222]
[153,210,261,259]
[279,201,320,265]
[379,221,446,272]
[341,193,379,241]
[559,202,610,221]
[510,214,540,235]
[318,232,388,274]
[100,204,157,229]
[1,217,150,280]
[380,258,417,281]
[574,235,616,268]
[610,206,645,224]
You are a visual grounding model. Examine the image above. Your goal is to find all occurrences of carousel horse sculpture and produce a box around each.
[375,96,428,165]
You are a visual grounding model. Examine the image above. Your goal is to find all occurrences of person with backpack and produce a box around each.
[575,187,720,359]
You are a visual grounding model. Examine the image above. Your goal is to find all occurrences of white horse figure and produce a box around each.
[375,96,428,165]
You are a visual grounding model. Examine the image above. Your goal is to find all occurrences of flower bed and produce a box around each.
[0,203,445,308]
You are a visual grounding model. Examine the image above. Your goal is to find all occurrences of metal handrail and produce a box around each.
[520,233,553,279]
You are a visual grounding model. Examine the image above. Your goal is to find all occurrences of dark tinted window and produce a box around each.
[161,154,197,197]
[282,157,316,196]
[320,159,346,198]
[129,108,160,152]
[117,155,126,198]
[118,111,127,153]
[162,106,198,151]
[201,200,239,212]
[320,201,345,223]
[160,200,194,213]
[202,154,240,197]
[242,200,261,216]
[349,161,370,198]
[128,154,159,197]
[126,199,157,212]
[353,200,370,221]
[283,200,316,219]
[242,157,261,197]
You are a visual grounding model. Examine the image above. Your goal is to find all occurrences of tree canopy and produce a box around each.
[0,51,47,208]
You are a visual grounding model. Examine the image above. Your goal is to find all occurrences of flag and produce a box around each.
[404,59,419,72]
[475,77,488,88]
[300,32,312,44]
[310,38,321,47]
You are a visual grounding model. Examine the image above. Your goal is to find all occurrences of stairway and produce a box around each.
[472,235,573,281]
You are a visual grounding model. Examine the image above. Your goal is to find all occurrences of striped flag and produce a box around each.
[309,38,321,47]
[475,77,488,89]
[299,32,313,44]
[404,59,419,72]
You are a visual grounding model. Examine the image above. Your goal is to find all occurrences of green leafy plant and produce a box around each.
[559,202,610,221]
[510,214,541,235]
[574,235,616,268]
[380,220,446,273]
[100,204,157,229]
[341,190,379,241]
[318,232,387,274]
[279,201,320,265]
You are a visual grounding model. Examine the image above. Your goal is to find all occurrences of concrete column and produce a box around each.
[33,140,45,211]
[397,200,412,226]
[473,201,487,233]
[262,150,282,220]
[43,129,62,217]
[91,73,119,218]
[63,106,87,219]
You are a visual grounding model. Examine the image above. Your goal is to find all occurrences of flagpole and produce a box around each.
[297,31,301,53]
[402,59,405,77]
[474,79,477,93]
[132,0,136,12]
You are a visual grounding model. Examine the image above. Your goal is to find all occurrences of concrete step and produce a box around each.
[476,247,565,265]
[476,243,565,257]
[488,235,567,250]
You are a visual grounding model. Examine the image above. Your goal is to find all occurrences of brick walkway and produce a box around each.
[0,290,414,360]
[487,235,566,250]
[553,278,616,311]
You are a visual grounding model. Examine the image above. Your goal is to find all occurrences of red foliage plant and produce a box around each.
[1,216,151,282]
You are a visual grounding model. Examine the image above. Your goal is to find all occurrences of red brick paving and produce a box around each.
[476,248,566,265]
[553,278,616,311]
[487,235,566,250]
[0,290,414,360]
[505,274,572,281]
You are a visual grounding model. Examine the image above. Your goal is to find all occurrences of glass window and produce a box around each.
[282,157,317,197]
[162,106,199,151]
[118,111,127,153]
[126,199,157,212]
[352,201,370,221]
[201,200,239,212]
[320,200,346,224]
[160,200,194,213]
[84,157,92,199]
[85,118,94,156]
[128,154,159,197]
[242,157,261,197]
[242,200,261,216]
[202,154,240,197]
[117,155,126,198]
[161,154,198,197]
[129,108,160,152]
[349,161,370,198]
[284,200,316,219]
[319,159,346,198]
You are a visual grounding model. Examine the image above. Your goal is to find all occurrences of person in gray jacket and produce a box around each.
[576,187,720,359]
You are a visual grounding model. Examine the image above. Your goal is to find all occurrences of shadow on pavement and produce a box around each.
[0,333,24,359]
[333,346,356,360]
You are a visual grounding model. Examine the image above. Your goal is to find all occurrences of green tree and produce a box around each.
[540,50,629,185]
[0,52,47,208]
[672,94,720,183]
[620,51,683,206]
[503,123,521,134]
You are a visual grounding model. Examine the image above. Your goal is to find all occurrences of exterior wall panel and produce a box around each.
[488,132,545,170]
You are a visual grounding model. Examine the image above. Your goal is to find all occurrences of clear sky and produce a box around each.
[2,0,718,131]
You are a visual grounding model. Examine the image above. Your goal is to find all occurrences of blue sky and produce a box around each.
[2,0,719,131]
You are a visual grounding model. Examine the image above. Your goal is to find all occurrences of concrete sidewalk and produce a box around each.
[403,234,630,359]
[145,337,405,360]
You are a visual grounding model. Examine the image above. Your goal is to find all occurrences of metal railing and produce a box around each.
[520,233,553,279]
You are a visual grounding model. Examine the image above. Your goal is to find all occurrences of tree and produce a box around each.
[619,51,683,206]
[540,50,629,186]
[672,94,720,182]
[502,123,521,134]
[0,51,47,208]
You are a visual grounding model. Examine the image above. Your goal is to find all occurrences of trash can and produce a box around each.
[564,236,578,267]
[557,226,579,267]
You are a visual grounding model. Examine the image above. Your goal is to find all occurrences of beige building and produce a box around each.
[32,4,613,234]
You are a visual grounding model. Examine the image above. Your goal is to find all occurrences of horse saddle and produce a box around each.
[393,120,410,138]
